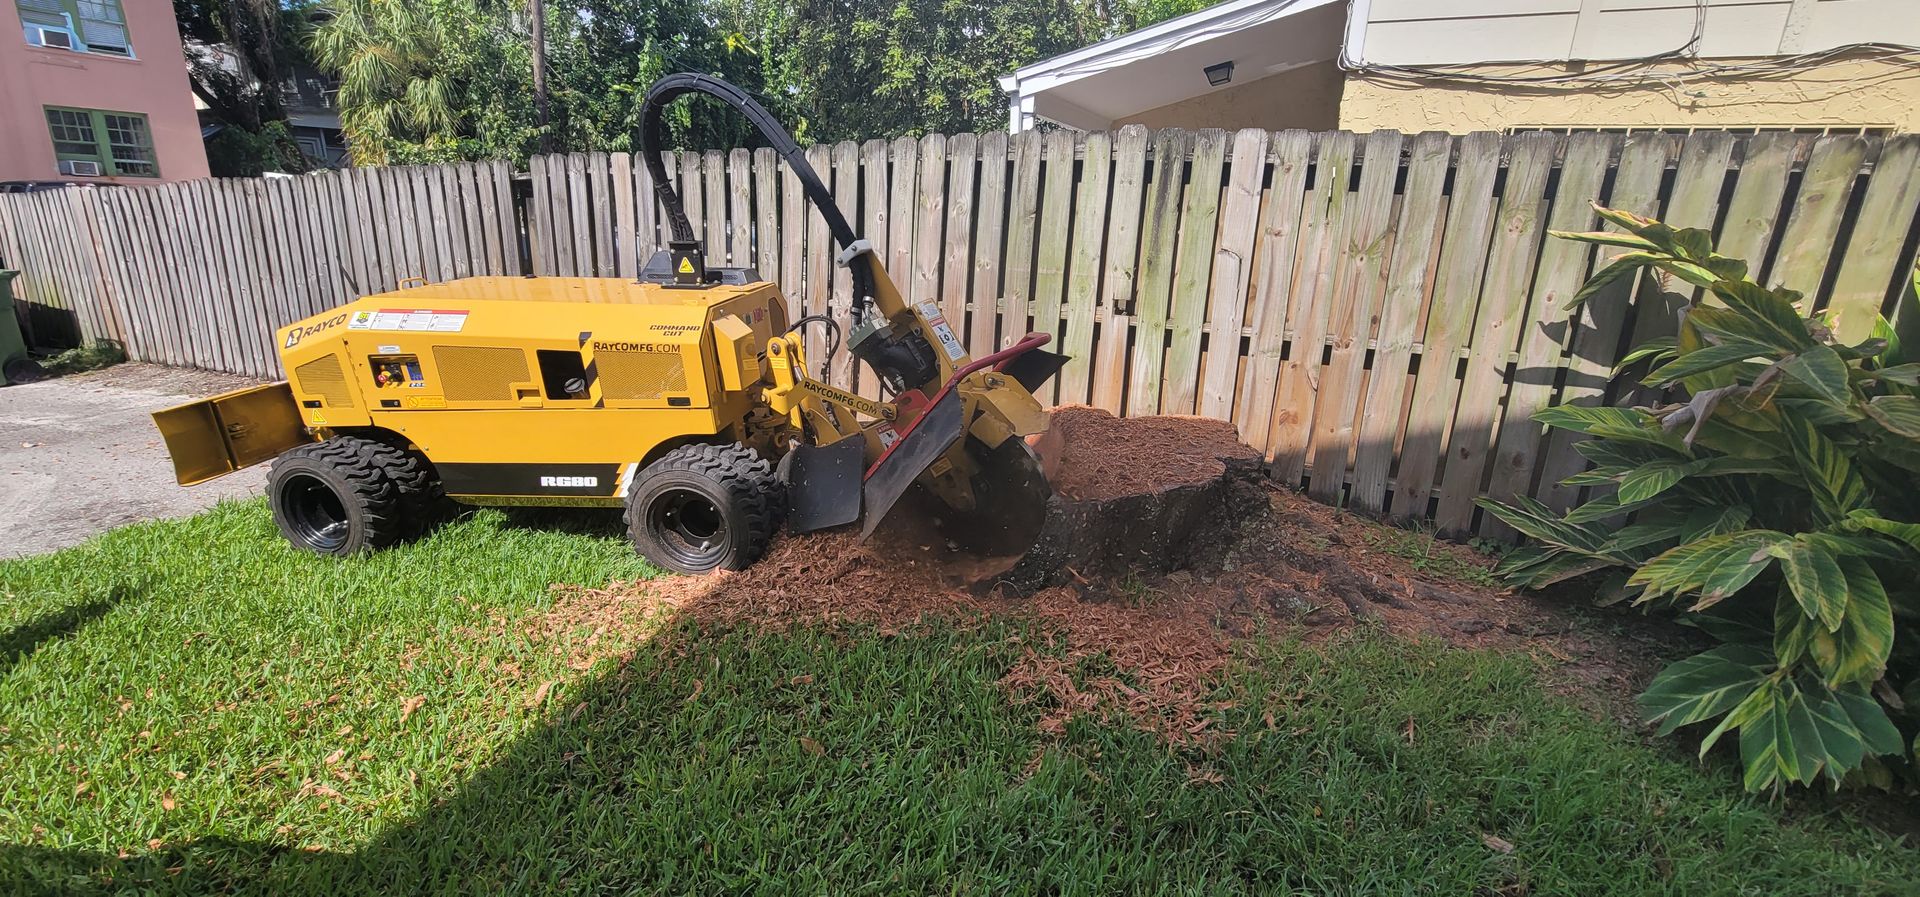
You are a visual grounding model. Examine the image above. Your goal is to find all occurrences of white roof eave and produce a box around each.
[1003,0,1341,95]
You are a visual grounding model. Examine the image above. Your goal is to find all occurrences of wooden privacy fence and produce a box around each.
[0,162,520,378]
[3,131,1919,535]
[526,130,1920,535]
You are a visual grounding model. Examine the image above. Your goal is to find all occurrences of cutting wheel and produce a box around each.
[871,436,1052,576]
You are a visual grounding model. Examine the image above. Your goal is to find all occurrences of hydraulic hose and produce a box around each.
[636,74,877,317]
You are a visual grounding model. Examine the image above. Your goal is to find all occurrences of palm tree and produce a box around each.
[310,0,458,165]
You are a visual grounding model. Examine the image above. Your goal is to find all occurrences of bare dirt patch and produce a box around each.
[518,409,1675,742]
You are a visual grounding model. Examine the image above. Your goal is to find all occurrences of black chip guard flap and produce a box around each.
[859,390,964,541]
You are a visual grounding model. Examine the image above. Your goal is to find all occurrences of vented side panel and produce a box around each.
[434,346,531,402]
[294,354,354,408]
[596,351,688,400]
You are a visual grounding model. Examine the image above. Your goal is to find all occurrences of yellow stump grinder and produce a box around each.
[152,74,1066,575]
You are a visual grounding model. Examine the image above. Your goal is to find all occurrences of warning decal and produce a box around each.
[348,308,470,333]
[917,301,967,362]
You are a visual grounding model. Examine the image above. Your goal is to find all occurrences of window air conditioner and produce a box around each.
[27,26,76,50]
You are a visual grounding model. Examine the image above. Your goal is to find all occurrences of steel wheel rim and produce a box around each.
[281,473,351,552]
[649,487,728,568]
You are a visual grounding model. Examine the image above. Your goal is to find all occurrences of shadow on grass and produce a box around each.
[0,593,121,677]
[492,505,629,539]
[0,622,1046,895]
[3,555,1914,895]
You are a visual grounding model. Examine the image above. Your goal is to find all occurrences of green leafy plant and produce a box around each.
[41,339,126,377]
[1478,206,1920,793]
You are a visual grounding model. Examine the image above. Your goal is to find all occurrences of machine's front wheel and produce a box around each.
[625,443,779,574]
[267,437,410,556]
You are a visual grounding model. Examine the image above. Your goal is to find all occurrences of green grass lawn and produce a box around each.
[2,500,1914,895]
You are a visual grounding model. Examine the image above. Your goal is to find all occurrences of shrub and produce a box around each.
[1478,206,1918,793]
[41,338,126,377]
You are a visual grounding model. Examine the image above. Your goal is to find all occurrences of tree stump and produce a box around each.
[980,406,1269,594]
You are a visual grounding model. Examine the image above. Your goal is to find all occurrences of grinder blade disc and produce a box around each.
[941,435,1051,558]
[882,433,1051,577]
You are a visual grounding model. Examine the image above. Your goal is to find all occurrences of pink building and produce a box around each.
[0,0,208,184]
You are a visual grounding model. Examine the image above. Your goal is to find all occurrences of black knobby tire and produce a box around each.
[355,432,448,538]
[624,443,780,574]
[267,436,408,556]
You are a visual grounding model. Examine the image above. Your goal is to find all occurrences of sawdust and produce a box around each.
[511,413,1666,744]
[1036,405,1259,501]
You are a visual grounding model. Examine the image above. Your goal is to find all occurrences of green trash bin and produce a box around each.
[0,270,45,385]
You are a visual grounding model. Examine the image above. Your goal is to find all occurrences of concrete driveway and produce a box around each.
[1,364,269,559]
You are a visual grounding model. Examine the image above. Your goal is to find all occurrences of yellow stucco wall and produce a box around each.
[1115,60,1345,132]
[1338,56,1920,133]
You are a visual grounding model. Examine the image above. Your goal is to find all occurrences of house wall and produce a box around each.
[1114,59,1345,132]
[0,2,209,183]
[1338,56,1920,133]
[1355,0,1920,66]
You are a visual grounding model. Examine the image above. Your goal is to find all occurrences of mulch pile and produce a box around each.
[520,410,1663,742]
[1036,405,1259,501]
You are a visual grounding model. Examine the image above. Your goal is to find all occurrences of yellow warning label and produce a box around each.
[406,395,448,409]
[677,257,695,274]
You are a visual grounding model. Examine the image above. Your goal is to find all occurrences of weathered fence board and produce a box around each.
[943,133,981,366]
[1061,129,1111,407]
[1484,131,1613,535]
[1091,125,1150,414]
[1126,128,1189,418]
[5,129,1919,535]
[1307,129,1399,505]
[1828,134,1920,339]
[1234,130,1312,458]
[1002,130,1043,354]
[1032,129,1075,399]
[969,131,1010,359]
[829,141,860,391]
[1165,128,1227,417]
[1535,133,1673,512]
[1349,130,1449,515]
[1393,130,1499,521]
[1271,130,1356,484]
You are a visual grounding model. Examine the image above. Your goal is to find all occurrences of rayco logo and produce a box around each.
[539,475,599,488]
[591,341,676,353]
[283,312,349,348]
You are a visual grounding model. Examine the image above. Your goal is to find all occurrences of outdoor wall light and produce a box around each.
[1204,61,1234,87]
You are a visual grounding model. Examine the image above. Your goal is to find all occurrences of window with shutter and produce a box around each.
[72,0,127,55]
[15,0,68,28]
[15,0,131,57]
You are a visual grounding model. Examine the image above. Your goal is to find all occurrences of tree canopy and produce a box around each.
[176,0,324,174]
[309,0,1211,164]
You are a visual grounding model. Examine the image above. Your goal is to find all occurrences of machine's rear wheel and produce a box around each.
[267,437,408,556]
[352,431,448,538]
[625,443,779,574]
